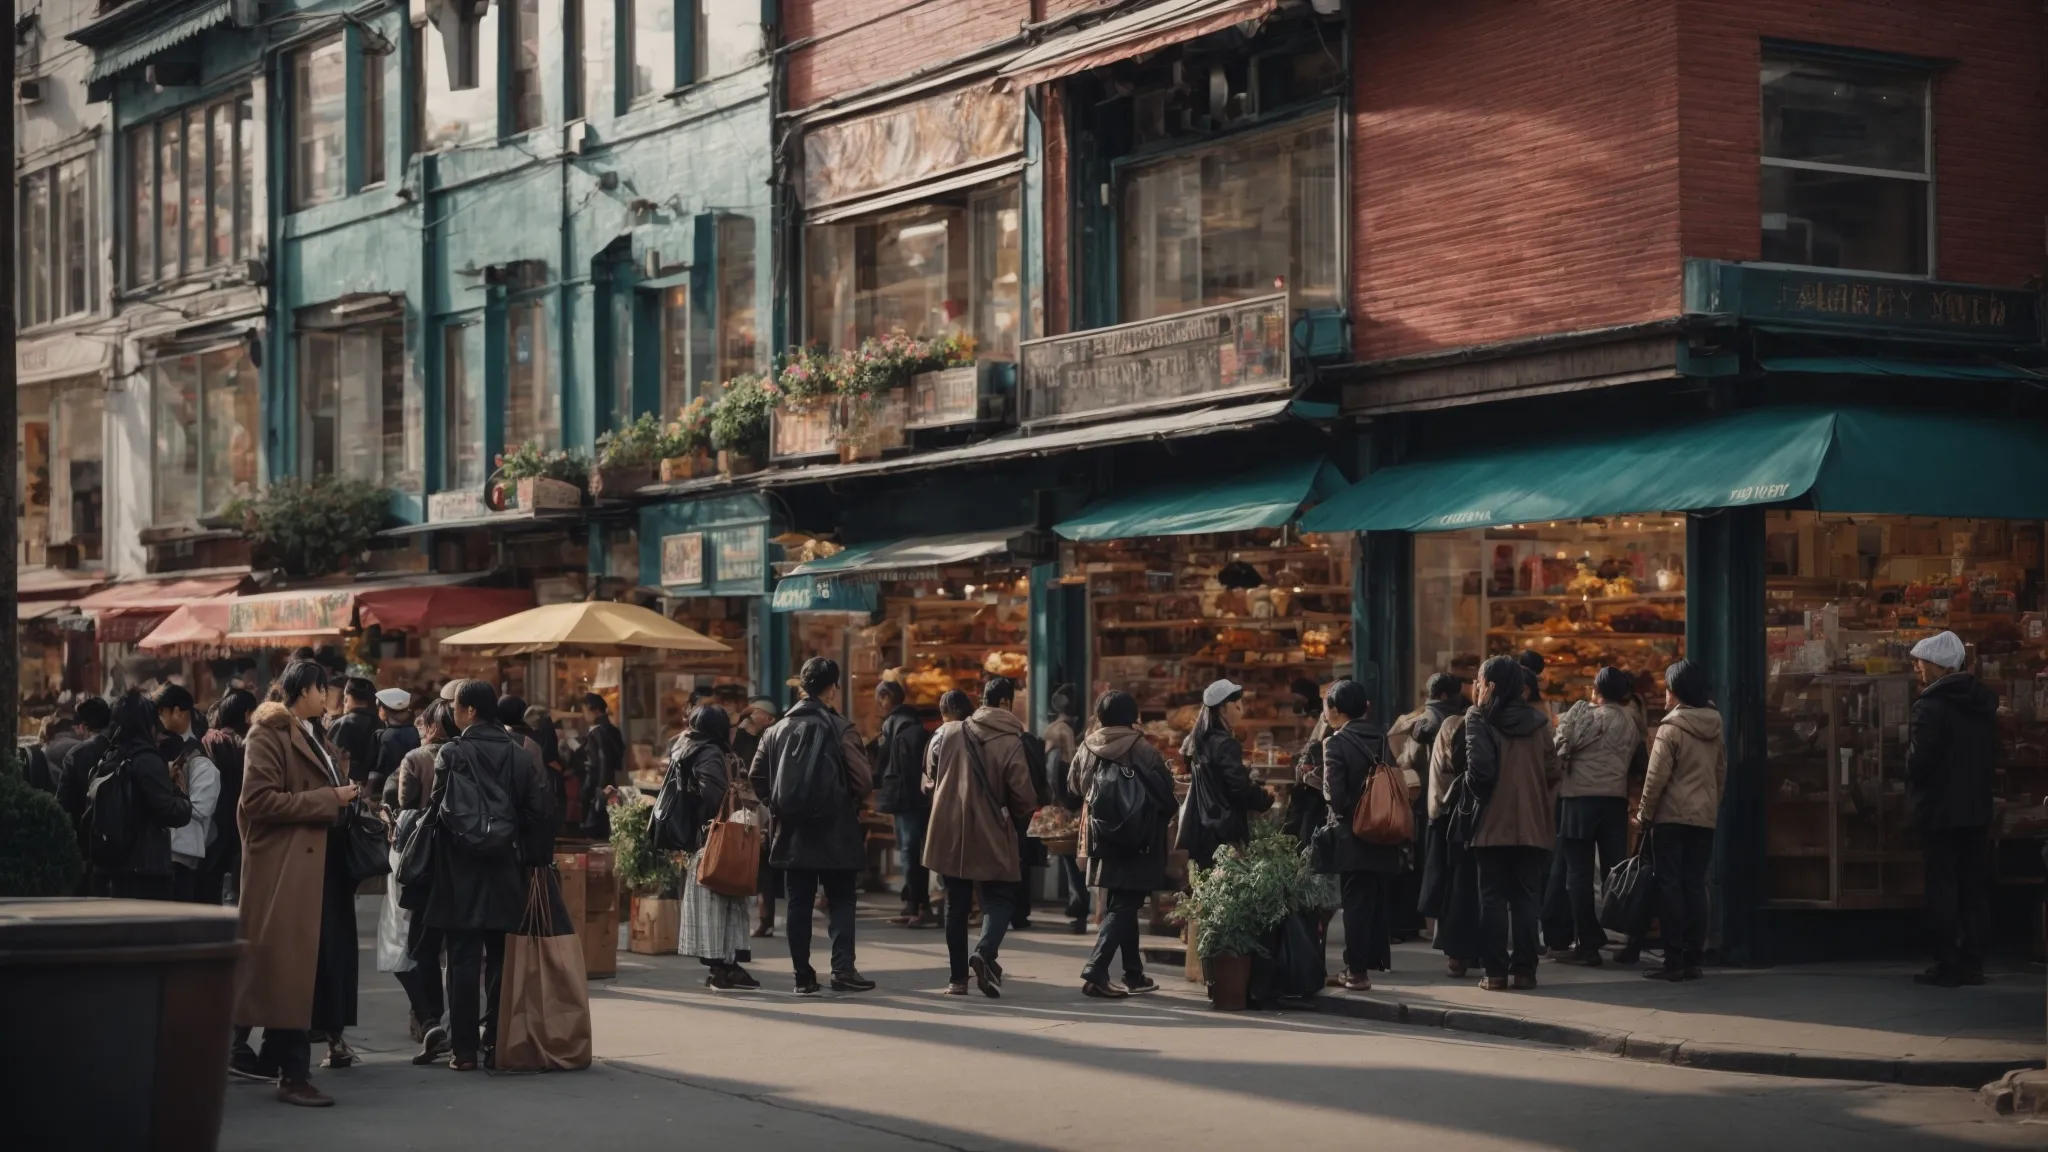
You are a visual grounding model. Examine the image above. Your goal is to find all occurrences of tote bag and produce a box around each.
[696,783,760,899]
[1350,762,1416,845]
[497,868,592,1072]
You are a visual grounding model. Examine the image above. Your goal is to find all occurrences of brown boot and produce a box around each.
[275,1079,334,1107]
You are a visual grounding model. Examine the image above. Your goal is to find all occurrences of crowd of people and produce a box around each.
[10,624,1999,1107]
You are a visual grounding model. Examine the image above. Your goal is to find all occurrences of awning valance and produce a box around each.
[356,586,535,632]
[137,603,233,651]
[1055,458,1345,541]
[786,528,1026,583]
[1302,407,2048,533]
[999,0,1279,90]
[77,573,251,616]
[81,0,236,84]
[1759,356,2041,381]
[770,576,882,614]
[223,574,487,645]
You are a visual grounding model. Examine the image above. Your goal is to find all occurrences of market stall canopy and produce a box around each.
[785,528,1026,583]
[77,573,252,616]
[355,585,535,632]
[1054,458,1346,541]
[1302,407,2048,533]
[435,600,732,657]
[136,602,233,651]
[17,567,105,598]
[224,573,487,646]
[999,0,1280,89]
[18,601,79,622]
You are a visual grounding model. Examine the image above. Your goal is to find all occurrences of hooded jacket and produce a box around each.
[1465,698,1560,850]
[874,703,932,816]
[1175,724,1273,868]
[1068,725,1177,892]
[921,707,1037,883]
[1320,719,1405,874]
[98,736,194,878]
[1554,698,1648,800]
[747,698,873,872]
[1907,672,1997,830]
[1638,705,1726,830]
[421,723,557,933]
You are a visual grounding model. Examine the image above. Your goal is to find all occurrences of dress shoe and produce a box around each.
[275,1079,333,1107]
[1123,975,1160,995]
[969,953,1002,998]
[1082,980,1129,999]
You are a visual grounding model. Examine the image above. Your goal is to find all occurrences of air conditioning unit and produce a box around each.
[15,77,42,105]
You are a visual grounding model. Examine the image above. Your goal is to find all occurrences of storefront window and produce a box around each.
[127,93,253,285]
[506,299,557,447]
[299,322,417,492]
[151,355,201,524]
[423,5,500,151]
[19,384,49,563]
[1762,512,2048,906]
[1118,116,1340,323]
[1080,530,1352,768]
[53,383,104,561]
[805,182,1021,359]
[1760,55,1930,276]
[1411,518,1689,708]
[200,344,260,512]
[443,322,485,491]
[292,35,348,208]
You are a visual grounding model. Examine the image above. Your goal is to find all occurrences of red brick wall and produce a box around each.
[786,0,1037,108]
[1351,0,1683,361]
[1679,0,2043,287]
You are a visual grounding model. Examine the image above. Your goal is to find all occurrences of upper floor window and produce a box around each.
[299,321,420,494]
[18,156,95,327]
[151,342,259,523]
[127,93,254,287]
[694,0,761,79]
[506,298,559,447]
[293,36,348,208]
[625,0,673,102]
[422,4,500,150]
[508,0,544,132]
[806,187,1020,361]
[1761,54,1931,276]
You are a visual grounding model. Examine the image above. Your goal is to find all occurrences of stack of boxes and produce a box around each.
[553,845,619,979]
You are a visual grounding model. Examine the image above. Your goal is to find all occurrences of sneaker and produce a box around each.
[969,954,1002,999]
[706,966,737,990]
[1912,965,1962,988]
[412,1026,451,1066]
[1644,968,1688,981]
[1083,980,1130,999]
[408,1015,426,1044]
[830,969,876,993]
[274,1079,333,1108]
[1339,970,1373,992]
[1123,975,1160,995]
[1067,917,1089,936]
[1509,974,1537,991]
[1476,976,1510,991]
[1554,949,1603,967]
[229,1049,278,1084]
[793,973,821,995]
[944,981,969,995]
[1613,945,1641,965]
[725,964,761,990]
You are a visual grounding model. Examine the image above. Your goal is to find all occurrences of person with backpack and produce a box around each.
[1176,679,1274,869]
[82,690,194,900]
[1638,660,1727,983]
[1550,667,1649,966]
[24,712,74,793]
[1464,656,1563,991]
[392,698,458,1063]
[57,695,112,845]
[921,677,1037,997]
[155,685,223,904]
[675,706,761,990]
[747,658,875,994]
[1314,680,1403,991]
[873,680,937,928]
[231,661,359,1107]
[420,679,557,1069]
[1067,690,1175,999]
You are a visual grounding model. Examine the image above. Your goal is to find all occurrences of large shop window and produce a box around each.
[1412,518,1688,706]
[422,4,500,150]
[1761,54,1931,276]
[292,35,348,208]
[1119,116,1340,323]
[17,156,94,328]
[151,343,259,524]
[506,299,558,447]
[658,215,761,411]
[805,182,1021,359]
[126,93,255,286]
[1763,513,2048,907]
[299,323,420,493]
[52,384,106,563]
[442,321,486,491]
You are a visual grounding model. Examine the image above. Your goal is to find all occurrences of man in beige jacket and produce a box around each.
[1636,660,1726,982]
[922,678,1037,997]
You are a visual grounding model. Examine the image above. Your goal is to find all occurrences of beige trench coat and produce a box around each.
[921,708,1037,883]
[233,702,346,1029]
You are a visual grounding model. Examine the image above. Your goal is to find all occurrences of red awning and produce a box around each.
[997,0,1279,90]
[356,586,535,632]
[136,603,234,651]
[78,574,252,615]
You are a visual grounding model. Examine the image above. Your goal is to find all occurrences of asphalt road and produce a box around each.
[218,912,2039,1152]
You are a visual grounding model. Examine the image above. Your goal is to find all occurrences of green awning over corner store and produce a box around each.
[1054,458,1347,541]
[1301,407,2048,533]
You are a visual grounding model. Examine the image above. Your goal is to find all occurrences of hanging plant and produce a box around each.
[495,442,592,488]
[710,373,773,458]
[774,345,844,407]
[223,475,394,579]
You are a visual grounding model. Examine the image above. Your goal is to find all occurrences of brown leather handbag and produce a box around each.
[1351,761,1417,845]
[695,781,760,898]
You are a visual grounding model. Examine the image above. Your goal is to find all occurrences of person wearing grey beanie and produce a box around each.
[1907,631,1996,987]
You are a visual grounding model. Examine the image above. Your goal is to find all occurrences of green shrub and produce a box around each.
[709,374,773,458]
[496,442,592,487]
[223,475,394,578]
[1173,822,1307,958]
[0,754,83,897]
[608,793,680,897]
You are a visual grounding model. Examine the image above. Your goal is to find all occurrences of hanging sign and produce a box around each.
[1018,294,1292,426]
[711,525,766,589]
[660,532,705,587]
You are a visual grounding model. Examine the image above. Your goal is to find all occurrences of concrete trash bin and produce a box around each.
[0,898,243,1151]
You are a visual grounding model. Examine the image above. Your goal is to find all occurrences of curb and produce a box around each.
[1298,992,2035,1089]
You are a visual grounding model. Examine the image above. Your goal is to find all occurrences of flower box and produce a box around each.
[657,453,713,482]
[770,402,839,462]
[506,476,584,512]
[908,363,1006,429]
[591,463,658,497]
[836,388,911,463]
[717,450,762,477]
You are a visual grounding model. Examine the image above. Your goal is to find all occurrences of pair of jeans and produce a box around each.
[1649,823,1715,971]
[1338,871,1395,975]
[1474,846,1549,979]
[942,875,1014,982]
[445,930,506,1060]
[1058,854,1090,921]
[399,927,446,1032]
[892,812,931,912]
[1558,797,1630,955]
[1082,887,1146,985]
[784,868,858,979]
[234,1027,310,1082]
[1922,824,1991,973]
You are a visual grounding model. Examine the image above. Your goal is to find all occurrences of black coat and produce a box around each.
[1908,672,1998,830]
[421,724,556,933]
[1283,720,1331,845]
[581,718,626,838]
[374,724,421,795]
[678,737,733,836]
[101,738,195,879]
[747,699,873,872]
[1176,726,1274,869]
[329,707,383,785]
[1319,720,1405,874]
[1069,727,1176,893]
[200,727,248,869]
[873,704,931,817]
[57,732,109,830]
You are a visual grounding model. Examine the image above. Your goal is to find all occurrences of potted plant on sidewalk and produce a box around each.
[1174,830,1294,1011]
[610,793,683,955]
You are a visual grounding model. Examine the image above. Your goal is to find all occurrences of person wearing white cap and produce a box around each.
[1175,679,1274,869]
[372,688,420,810]
[1906,630,1996,987]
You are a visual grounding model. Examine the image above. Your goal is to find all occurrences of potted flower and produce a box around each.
[609,793,682,955]
[710,373,772,475]
[770,347,843,460]
[493,442,590,512]
[658,397,715,481]
[592,413,665,496]
[837,335,918,462]
[1173,829,1297,1011]
[222,475,394,579]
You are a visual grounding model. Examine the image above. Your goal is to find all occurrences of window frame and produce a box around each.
[15,155,96,330]
[1757,50,1936,280]
[801,188,1019,360]
[291,33,350,210]
[125,91,253,288]
[148,340,259,525]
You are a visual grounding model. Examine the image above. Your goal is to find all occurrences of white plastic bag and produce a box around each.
[375,848,416,973]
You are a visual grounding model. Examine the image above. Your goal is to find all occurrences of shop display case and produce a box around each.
[1763,671,1919,908]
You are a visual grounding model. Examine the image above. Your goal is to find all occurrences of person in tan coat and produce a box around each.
[922,678,1036,997]
[229,661,357,1108]
[1637,660,1727,982]
[1464,655,1562,991]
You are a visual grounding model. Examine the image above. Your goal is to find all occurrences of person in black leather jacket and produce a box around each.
[1175,679,1273,869]
[873,680,936,927]
[1316,680,1402,989]
[1906,631,1997,987]
[90,690,195,900]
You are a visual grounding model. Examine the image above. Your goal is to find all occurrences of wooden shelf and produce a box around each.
[1489,629,1683,641]
[1489,592,1687,605]
[1098,613,1349,633]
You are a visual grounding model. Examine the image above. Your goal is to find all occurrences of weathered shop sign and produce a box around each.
[803,85,1023,211]
[660,532,705,587]
[1685,259,2041,343]
[711,525,766,588]
[1018,294,1291,425]
[229,590,353,637]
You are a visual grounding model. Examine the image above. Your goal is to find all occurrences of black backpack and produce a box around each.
[84,751,140,870]
[1086,750,1165,856]
[438,741,519,859]
[649,742,705,853]
[1017,729,1050,804]
[769,716,841,823]
[20,745,54,793]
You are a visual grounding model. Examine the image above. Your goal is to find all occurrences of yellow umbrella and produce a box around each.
[434,600,732,657]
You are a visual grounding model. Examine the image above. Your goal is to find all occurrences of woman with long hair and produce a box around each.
[677,705,761,989]
[91,689,193,900]
[393,699,461,1062]
[1175,679,1274,869]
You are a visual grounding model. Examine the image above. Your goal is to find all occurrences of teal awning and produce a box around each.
[1055,458,1346,541]
[770,576,879,614]
[84,0,234,83]
[1302,407,2048,532]
[786,528,1022,582]
[1760,356,2040,381]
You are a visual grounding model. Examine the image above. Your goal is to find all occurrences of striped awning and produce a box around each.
[83,0,236,84]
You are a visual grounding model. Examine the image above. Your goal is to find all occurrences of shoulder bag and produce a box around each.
[695,784,760,898]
